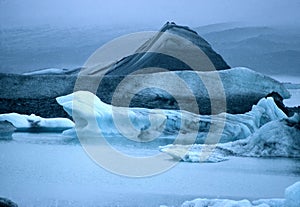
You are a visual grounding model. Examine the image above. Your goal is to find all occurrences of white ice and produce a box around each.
[22,67,79,75]
[285,181,300,207]
[160,113,300,162]
[57,91,287,144]
[221,113,300,157]
[175,181,300,207]
[180,198,284,207]
[23,68,67,75]
[0,113,74,132]
[56,91,167,140]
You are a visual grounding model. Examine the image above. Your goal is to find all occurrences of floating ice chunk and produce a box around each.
[23,67,81,75]
[218,97,287,142]
[57,91,287,144]
[160,113,300,162]
[56,91,166,140]
[253,199,285,207]
[0,113,74,132]
[172,182,299,207]
[159,145,228,163]
[181,198,282,207]
[221,113,300,158]
[23,68,66,75]
[181,198,271,207]
[285,181,300,207]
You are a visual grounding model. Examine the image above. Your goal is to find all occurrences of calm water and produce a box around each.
[0,132,299,207]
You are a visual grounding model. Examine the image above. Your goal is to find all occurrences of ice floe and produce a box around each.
[162,181,300,207]
[23,67,81,75]
[57,91,287,144]
[285,181,300,207]
[0,113,74,132]
[160,113,300,162]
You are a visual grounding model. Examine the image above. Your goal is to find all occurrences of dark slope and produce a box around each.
[195,25,300,76]
[88,22,230,76]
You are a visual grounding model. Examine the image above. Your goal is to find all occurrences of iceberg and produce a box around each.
[179,198,283,207]
[57,91,287,144]
[0,113,74,132]
[56,91,167,140]
[81,22,230,77]
[0,197,18,207]
[90,67,291,115]
[23,68,70,75]
[162,181,300,207]
[285,181,300,207]
[220,113,300,157]
[23,67,81,75]
[160,113,300,162]
[0,67,290,118]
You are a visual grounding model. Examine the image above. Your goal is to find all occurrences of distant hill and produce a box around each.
[194,22,241,35]
[0,25,153,74]
[194,24,300,76]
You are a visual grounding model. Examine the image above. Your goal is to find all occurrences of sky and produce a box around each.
[1,0,300,28]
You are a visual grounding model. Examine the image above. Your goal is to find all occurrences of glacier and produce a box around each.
[0,113,74,133]
[166,181,300,207]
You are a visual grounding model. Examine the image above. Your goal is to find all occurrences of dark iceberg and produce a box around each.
[0,67,291,117]
[0,197,18,207]
[85,22,230,76]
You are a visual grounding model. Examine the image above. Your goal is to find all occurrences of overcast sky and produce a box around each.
[1,0,300,28]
